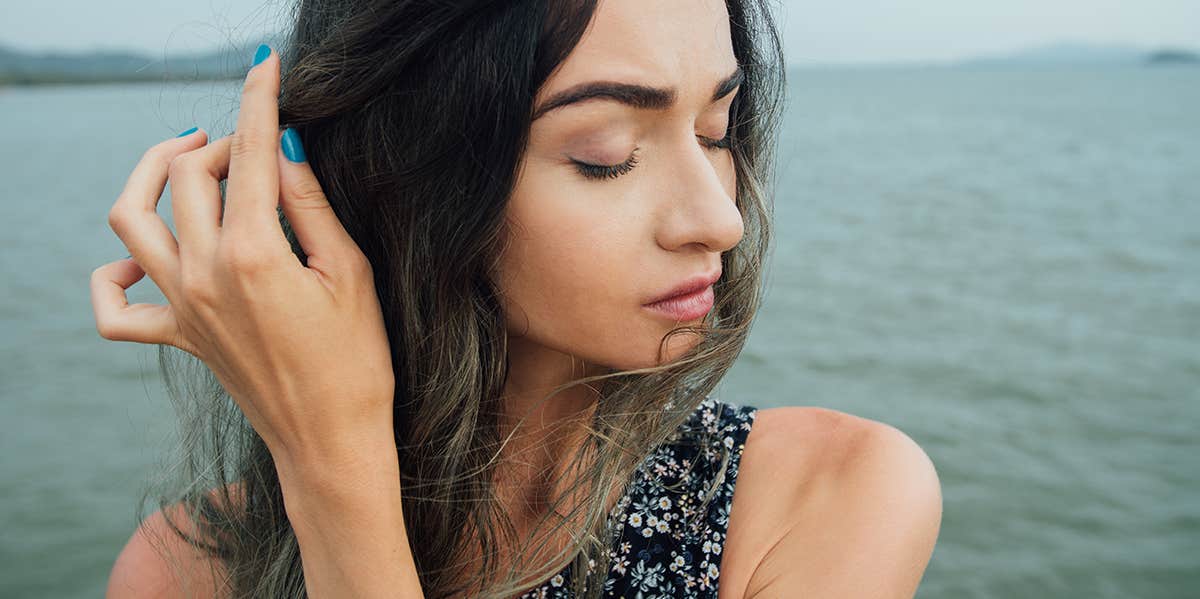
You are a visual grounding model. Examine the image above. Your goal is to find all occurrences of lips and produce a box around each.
[644,269,722,306]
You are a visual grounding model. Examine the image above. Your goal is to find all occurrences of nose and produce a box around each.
[654,133,745,254]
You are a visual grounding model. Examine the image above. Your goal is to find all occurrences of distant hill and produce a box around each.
[6,38,1200,85]
[960,42,1200,67]
[1147,49,1200,64]
[0,38,285,85]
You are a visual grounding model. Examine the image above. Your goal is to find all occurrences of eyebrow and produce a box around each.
[532,65,744,121]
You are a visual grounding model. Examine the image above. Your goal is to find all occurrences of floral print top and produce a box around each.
[517,396,759,598]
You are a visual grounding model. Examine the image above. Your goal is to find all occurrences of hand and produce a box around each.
[90,45,395,469]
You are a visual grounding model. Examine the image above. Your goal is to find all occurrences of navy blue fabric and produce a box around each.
[517,397,759,598]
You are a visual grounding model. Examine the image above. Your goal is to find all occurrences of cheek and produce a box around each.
[498,174,630,335]
[495,163,700,368]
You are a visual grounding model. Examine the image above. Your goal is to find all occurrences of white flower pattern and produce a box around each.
[516,397,758,598]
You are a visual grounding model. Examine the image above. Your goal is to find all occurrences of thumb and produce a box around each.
[276,127,358,267]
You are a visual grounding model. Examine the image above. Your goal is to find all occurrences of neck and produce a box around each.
[494,335,609,519]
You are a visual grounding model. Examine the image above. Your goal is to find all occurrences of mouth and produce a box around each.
[642,269,721,321]
[643,284,715,321]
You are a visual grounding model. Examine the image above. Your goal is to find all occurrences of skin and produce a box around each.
[96,46,419,597]
[101,1,942,597]
[491,0,743,524]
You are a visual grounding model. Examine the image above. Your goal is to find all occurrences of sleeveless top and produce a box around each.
[516,396,759,598]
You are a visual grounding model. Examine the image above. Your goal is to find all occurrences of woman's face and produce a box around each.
[495,0,744,371]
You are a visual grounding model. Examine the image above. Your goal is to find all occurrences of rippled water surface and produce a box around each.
[2,66,1197,598]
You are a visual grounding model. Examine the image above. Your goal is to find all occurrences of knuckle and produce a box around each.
[237,251,275,273]
[142,143,176,171]
[291,178,326,204]
[179,272,215,305]
[140,144,166,166]
[166,152,197,179]
[95,317,120,341]
[107,206,129,233]
[231,253,271,275]
[347,249,374,279]
[241,73,263,96]
[230,130,267,159]
[219,239,273,274]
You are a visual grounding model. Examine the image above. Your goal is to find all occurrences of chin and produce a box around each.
[656,329,706,364]
[608,329,705,370]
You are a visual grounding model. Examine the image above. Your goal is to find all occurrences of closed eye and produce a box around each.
[571,148,640,181]
[571,133,732,182]
[700,135,731,150]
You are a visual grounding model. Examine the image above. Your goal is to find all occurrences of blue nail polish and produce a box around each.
[176,126,198,138]
[252,44,271,67]
[281,128,306,163]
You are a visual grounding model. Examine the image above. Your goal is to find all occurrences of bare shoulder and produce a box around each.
[106,482,243,599]
[719,406,943,599]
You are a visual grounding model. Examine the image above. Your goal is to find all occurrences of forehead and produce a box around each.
[538,0,737,102]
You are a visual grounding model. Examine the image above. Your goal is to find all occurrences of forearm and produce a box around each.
[275,440,425,599]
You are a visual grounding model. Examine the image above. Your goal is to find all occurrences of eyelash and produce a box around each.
[572,134,732,181]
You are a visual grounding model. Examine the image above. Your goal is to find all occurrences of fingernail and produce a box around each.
[251,43,271,67]
[281,128,306,163]
[175,126,198,138]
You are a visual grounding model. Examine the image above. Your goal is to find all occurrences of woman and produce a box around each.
[94,0,941,597]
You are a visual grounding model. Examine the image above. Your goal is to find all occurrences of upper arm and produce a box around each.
[744,418,943,599]
[106,484,242,599]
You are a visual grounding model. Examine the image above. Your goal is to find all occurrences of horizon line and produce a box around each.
[3,38,1198,69]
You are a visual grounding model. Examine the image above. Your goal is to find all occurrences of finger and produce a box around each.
[109,129,209,300]
[90,257,190,352]
[171,135,234,263]
[277,128,363,273]
[224,43,283,242]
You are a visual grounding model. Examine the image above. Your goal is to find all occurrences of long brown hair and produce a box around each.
[140,1,786,597]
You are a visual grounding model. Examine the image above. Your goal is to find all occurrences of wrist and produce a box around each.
[274,434,402,515]
[273,437,423,599]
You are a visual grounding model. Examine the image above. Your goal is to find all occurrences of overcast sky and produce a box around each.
[2,0,1197,65]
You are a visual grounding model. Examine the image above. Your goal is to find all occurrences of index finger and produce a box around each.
[224,43,282,239]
